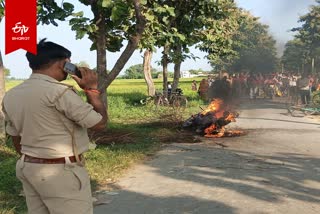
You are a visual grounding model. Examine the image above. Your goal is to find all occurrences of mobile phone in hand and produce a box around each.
[63,62,82,78]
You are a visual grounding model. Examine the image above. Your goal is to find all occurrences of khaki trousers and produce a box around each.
[16,155,93,214]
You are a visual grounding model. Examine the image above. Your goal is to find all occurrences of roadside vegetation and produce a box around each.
[1,0,318,213]
[0,77,205,214]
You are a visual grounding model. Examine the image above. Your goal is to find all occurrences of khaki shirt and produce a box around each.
[2,73,102,158]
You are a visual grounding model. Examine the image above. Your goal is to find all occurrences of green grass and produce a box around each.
[0,138,26,214]
[1,77,206,213]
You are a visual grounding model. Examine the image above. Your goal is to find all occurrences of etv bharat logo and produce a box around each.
[11,22,30,40]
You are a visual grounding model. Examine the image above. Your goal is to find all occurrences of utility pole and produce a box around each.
[311,58,315,74]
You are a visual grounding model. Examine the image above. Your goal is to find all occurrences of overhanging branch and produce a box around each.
[105,0,146,88]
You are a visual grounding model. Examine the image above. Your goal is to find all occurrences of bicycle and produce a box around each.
[287,91,320,117]
[168,88,188,108]
[140,88,188,109]
[312,91,320,106]
[154,91,170,107]
[140,95,156,105]
[139,91,171,108]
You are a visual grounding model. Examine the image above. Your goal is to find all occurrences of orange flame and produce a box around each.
[225,112,236,122]
[204,124,216,136]
[201,99,243,138]
[201,99,223,115]
[202,99,225,119]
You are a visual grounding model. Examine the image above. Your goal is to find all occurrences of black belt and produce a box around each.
[24,154,82,164]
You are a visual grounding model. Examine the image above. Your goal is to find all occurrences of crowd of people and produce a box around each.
[194,71,320,105]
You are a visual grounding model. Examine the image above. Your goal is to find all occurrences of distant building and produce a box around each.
[197,72,207,77]
[180,70,191,78]
[180,70,207,78]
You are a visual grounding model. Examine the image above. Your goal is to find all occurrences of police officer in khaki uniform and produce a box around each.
[2,39,107,214]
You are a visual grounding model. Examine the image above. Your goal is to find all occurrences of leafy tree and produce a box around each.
[210,10,279,74]
[197,2,240,73]
[169,0,238,92]
[137,0,237,97]
[138,1,176,97]
[292,0,320,73]
[151,71,162,79]
[281,39,308,73]
[123,63,157,79]
[189,69,204,75]
[4,68,10,77]
[37,0,148,123]
[124,64,144,79]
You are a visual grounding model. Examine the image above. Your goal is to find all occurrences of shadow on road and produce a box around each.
[151,146,320,204]
[95,190,236,214]
[239,116,320,126]
[95,144,320,214]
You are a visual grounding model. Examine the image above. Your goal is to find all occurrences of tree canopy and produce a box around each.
[283,0,320,73]
[37,0,147,104]
[209,9,279,73]
[123,63,158,79]
[281,38,307,72]
[139,0,238,94]
[4,68,10,77]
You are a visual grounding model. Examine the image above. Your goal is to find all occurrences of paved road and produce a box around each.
[94,99,320,214]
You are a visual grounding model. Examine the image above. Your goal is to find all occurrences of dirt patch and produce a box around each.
[149,129,202,144]
[89,129,139,145]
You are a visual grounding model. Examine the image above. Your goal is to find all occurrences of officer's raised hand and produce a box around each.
[71,67,98,90]
[71,66,107,130]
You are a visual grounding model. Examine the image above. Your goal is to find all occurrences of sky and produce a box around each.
[0,0,316,78]
[236,0,315,53]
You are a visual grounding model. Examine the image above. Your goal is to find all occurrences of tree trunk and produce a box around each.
[105,0,146,88]
[172,45,182,92]
[172,62,181,93]
[95,12,108,123]
[90,2,108,122]
[162,44,169,98]
[0,50,6,136]
[143,49,155,96]
[91,0,146,125]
